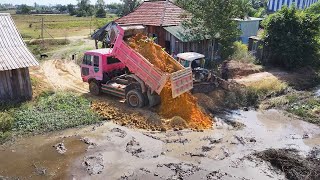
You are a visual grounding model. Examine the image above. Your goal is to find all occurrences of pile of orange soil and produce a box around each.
[128,34,212,129]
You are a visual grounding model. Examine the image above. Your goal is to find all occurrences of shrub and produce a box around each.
[224,88,259,108]
[0,112,14,132]
[262,6,320,69]
[231,41,256,64]
[13,92,101,133]
[27,39,70,46]
[0,131,12,144]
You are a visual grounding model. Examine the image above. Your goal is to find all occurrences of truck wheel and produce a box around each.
[126,89,145,108]
[89,81,101,96]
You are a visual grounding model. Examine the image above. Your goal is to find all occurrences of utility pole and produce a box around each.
[41,17,44,48]
[90,16,92,35]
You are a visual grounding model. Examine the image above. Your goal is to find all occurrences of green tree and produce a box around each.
[106,3,123,16]
[67,4,76,15]
[17,4,32,14]
[263,6,320,69]
[175,0,242,59]
[236,0,252,19]
[121,0,140,16]
[306,1,320,15]
[95,0,106,18]
[57,5,67,13]
[77,0,94,17]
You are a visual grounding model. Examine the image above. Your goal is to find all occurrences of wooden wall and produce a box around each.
[145,26,167,48]
[0,68,32,101]
[164,30,219,61]
[145,25,220,60]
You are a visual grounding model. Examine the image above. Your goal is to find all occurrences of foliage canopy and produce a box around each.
[175,0,249,59]
[262,6,320,69]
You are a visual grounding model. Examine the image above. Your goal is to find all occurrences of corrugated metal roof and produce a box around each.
[115,0,186,26]
[164,26,210,42]
[0,13,39,71]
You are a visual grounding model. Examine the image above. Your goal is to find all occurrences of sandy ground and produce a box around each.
[29,36,93,94]
[233,70,288,86]
[0,109,319,180]
[41,59,89,93]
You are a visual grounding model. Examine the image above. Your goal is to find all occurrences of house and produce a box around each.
[234,17,263,44]
[0,13,39,101]
[103,0,219,60]
[268,0,319,12]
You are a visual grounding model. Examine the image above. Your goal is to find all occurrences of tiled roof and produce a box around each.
[115,0,185,26]
[0,13,39,71]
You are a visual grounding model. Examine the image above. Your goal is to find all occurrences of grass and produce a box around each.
[12,14,117,39]
[26,39,71,56]
[287,96,320,122]
[262,91,320,125]
[246,78,288,97]
[0,92,101,143]
[224,78,288,109]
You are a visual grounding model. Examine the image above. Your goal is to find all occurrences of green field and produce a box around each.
[11,14,117,39]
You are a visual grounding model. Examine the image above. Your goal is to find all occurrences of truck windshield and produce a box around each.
[180,59,189,68]
[83,54,92,65]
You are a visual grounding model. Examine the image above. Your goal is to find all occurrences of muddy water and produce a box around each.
[69,109,320,179]
[228,110,320,152]
[0,135,88,179]
[1,109,320,179]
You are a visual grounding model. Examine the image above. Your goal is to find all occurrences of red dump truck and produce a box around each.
[81,22,193,108]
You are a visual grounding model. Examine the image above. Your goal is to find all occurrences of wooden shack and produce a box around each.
[114,0,219,60]
[0,13,39,101]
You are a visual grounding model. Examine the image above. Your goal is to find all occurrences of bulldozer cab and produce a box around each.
[177,52,206,69]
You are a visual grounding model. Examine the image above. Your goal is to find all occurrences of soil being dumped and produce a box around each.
[128,34,212,129]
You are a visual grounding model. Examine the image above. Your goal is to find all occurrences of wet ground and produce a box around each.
[1,109,319,180]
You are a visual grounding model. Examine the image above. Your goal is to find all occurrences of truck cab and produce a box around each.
[81,48,126,84]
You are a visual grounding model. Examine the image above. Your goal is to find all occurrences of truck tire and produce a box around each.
[89,81,101,96]
[126,89,145,108]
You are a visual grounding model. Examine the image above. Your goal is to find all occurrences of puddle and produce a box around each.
[0,135,88,179]
[226,109,320,153]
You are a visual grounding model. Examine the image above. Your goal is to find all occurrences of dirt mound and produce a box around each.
[128,34,212,129]
[91,101,166,131]
[255,149,320,180]
[226,60,263,79]
[168,116,187,129]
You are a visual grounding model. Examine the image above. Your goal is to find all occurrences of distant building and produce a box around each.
[234,17,263,44]
[268,0,319,12]
[0,13,39,101]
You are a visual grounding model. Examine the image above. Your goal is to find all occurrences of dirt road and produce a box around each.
[29,36,94,94]
[1,109,319,179]
[41,59,88,93]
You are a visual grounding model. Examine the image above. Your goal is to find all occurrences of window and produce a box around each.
[81,67,89,76]
[93,56,99,67]
[107,57,121,64]
[83,55,92,65]
[180,59,189,68]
